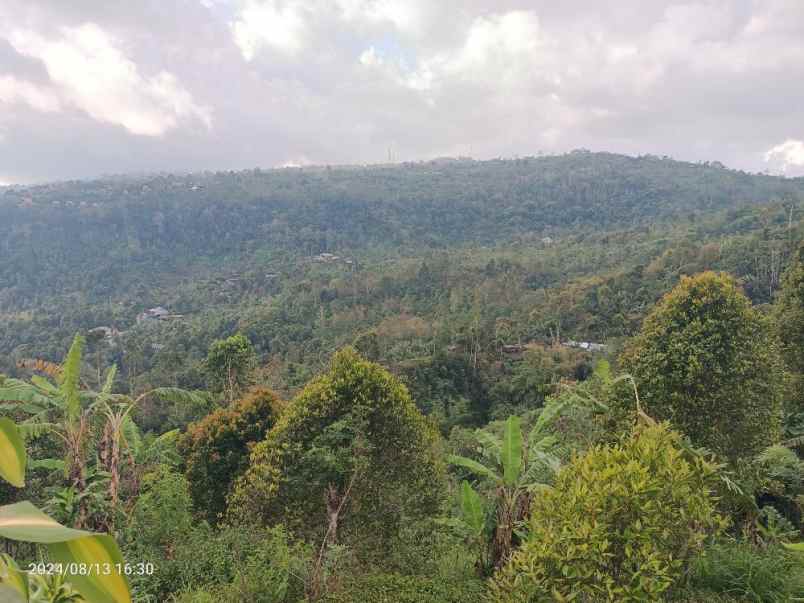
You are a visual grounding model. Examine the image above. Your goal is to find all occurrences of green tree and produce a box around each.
[490,422,726,602]
[179,387,282,524]
[774,244,804,431]
[229,348,444,568]
[621,271,783,460]
[205,334,256,402]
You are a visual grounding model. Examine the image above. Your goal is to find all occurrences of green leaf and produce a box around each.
[475,430,502,463]
[48,535,132,603]
[459,480,485,536]
[101,366,117,396]
[60,334,85,423]
[532,400,565,435]
[30,375,59,395]
[0,381,53,407]
[447,455,500,483]
[0,419,26,487]
[0,553,28,602]
[0,502,132,602]
[0,501,88,542]
[593,359,612,383]
[782,542,804,553]
[143,388,209,407]
[28,458,66,472]
[502,415,523,486]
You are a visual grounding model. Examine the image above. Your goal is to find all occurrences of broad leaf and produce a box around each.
[502,416,523,486]
[30,375,59,395]
[447,455,499,483]
[49,535,132,603]
[0,501,87,542]
[459,480,485,536]
[0,381,53,406]
[474,430,502,464]
[782,542,804,553]
[0,502,132,603]
[141,388,209,407]
[0,554,28,602]
[532,400,565,435]
[0,419,26,487]
[60,335,84,422]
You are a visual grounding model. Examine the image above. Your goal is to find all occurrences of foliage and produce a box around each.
[621,271,784,460]
[230,348,445,561]
[205,334,256,402]
[448,409,562,572]
[179,387,281,523]
[774,244,804,436]
[688,541,804,602]
[319,572,485,603]
[490,422,726,602]
[0,416,132,603]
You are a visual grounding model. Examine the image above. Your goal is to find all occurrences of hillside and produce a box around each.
[1,151,802,419]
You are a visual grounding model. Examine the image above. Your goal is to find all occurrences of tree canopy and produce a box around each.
[622,271,783,459]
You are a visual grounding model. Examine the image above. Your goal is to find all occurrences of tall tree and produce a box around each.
[179,387,281,524]
[621,271,783,460]
[774,244,804,425]
[229,348,444,565]
[204,334,256,402]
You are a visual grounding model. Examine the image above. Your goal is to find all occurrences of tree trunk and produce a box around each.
[325,484,342,546]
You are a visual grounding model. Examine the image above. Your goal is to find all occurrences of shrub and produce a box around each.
[621,272,783,460]
[174,525,304,603]
[490,422,726,602]
[179,387,282,523]
[320,573,485,603]
[688,541,804,602]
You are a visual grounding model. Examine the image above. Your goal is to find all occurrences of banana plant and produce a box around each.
[0,336,207,525]
[0,418,132,603]
[448,401,564,570]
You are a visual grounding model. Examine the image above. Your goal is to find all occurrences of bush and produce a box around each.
[688,541,804,602]
[173,525,305,603]
[320,573,485,603]
[490,422,726,602]
[621,272,783,460]
[179,387,282,523]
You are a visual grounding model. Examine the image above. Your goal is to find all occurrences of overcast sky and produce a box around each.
[1,0,803,184]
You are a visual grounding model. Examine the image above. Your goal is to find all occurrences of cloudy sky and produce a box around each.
[1,0,803,184]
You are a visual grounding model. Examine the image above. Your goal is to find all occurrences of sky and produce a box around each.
[0,0,803,184]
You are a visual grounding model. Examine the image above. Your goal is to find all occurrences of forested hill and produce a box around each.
[2,151,802,303]
[1,151,803,405]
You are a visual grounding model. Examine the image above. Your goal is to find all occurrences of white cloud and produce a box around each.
[231,1,307,59]
[0,75,61,113]
[764,139,804,171]
[276,155,312,168]
[6,23,211,136]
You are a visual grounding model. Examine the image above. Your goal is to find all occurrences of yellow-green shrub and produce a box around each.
[490,422,726,602]
[179,387,282,523]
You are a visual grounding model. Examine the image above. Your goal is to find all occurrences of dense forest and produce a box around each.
[1,151,804,601]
